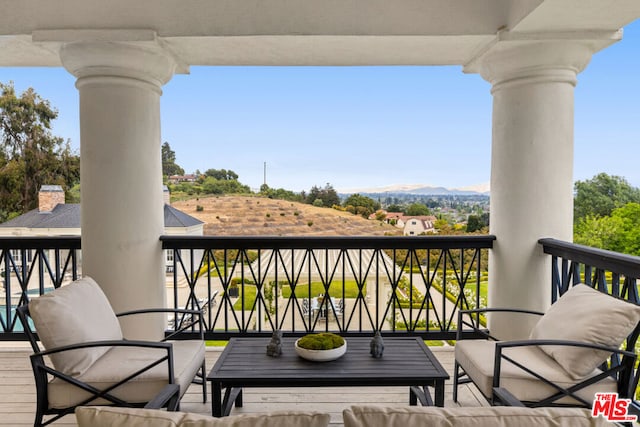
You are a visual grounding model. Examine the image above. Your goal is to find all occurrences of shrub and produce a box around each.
[307,221,313,227]
[196,205,204,212]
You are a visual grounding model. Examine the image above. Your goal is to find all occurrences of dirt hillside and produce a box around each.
[171,195,401,236]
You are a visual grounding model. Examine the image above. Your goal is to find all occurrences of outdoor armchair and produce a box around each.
[16,277,206,427]
[453,284,640,410]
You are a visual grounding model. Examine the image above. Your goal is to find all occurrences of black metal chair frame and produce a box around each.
[453,307,640,409]
[117,307,208,404]
[16,305,205,427]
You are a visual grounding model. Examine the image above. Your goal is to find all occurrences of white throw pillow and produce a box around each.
[29,277,123,376]
[529,284,640,379]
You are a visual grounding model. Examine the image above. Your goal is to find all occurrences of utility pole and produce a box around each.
[263,161,267,186]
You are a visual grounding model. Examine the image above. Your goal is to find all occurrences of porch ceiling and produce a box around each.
[0,0,639,68]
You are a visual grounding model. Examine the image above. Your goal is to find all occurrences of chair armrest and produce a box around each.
[117,308,204,341]
[144,383,180,410]
[456,308,544,341]
[495,339,637,359]
[492,339,638,404]
[34,339,173,358]
[116,308,201,317]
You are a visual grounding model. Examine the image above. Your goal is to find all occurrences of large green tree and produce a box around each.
[574,203,640,256]
[406,203,431,216]
[204,168,239,181]
[306,183,340,207]
[161,141,184,176]
[343,193,380,218]
[574,173,640,222]
[0,82,79,221]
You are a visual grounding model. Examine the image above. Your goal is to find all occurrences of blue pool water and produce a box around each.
[0,306,26,332]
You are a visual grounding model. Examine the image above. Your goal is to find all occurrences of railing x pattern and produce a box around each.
[161,235,495,340]
[0,237,81,338]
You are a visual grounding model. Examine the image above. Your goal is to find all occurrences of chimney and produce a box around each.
[38,185,65,212]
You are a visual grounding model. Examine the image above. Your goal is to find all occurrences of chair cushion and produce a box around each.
[342,405,608,427]
[29,276,123,376]
[455,339,616,405]
[529,284,640,379]
[49,340,205,409]
[75,407,331,427]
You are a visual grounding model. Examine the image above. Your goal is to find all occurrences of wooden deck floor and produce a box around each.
[0,343,488,426]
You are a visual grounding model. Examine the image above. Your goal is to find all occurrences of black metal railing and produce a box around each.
[539,238,640,304]
[161,235,495,340]
[0,235,494,341]
[0,237,82,340]
[539,238,640,412]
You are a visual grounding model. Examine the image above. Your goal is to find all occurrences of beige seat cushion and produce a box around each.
[455,339,616,404]
[342,405,608,427]
[530,284,640,379]
[75,407,331,427]
[29,276,123,376]
[49,340,205,409]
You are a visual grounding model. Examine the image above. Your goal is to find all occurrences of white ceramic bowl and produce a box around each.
[294,338,347,362]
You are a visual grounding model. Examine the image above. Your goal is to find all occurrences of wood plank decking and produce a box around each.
[0,343,488,426]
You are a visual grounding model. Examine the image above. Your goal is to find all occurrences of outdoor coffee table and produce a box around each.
[207,336,449,417]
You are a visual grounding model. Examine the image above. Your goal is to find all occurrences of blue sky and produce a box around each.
[1,19,639,193]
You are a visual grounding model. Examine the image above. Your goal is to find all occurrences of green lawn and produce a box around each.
[232,285,258,310]
[280,280,364,299]
[231,281,362,311]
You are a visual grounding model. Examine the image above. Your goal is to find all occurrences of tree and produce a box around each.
[260,184,304,202]
[574,173,640,221]
[343,193,381,218]
[161,141,184,176]
[204,168,239,181]
[305,183,340,207]
[609,203,640,256]
[406,203,431,216]
[386,204,404,213]
[200,176,250,195]
[0,82,80,221]
[466,212,489,233]
[574,215,621,252]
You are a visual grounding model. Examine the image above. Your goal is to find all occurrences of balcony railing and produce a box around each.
[1,235,495,341]
[0,236,81,339]
[161,235,495,340]
[9,236,638,342]
[539,238,640,304]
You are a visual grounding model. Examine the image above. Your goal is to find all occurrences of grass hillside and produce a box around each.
[171,195,401,236]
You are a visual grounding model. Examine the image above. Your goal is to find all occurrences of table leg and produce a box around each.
[409,386,433,406]
[212,382,222,417]
[409,388,417,406]
[235,388,243,408]
[222,387,243,416]
[435,380,445,407]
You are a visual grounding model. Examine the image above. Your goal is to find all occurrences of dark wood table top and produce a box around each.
[207,336,449,387]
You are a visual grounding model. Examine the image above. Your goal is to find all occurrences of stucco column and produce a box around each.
[477,41,595,339]
[60,39,176,340]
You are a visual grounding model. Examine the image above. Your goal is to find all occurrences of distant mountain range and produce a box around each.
[338,183,490,196]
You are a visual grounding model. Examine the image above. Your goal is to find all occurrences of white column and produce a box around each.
[60,39,177,340]
[478,41,595,339]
